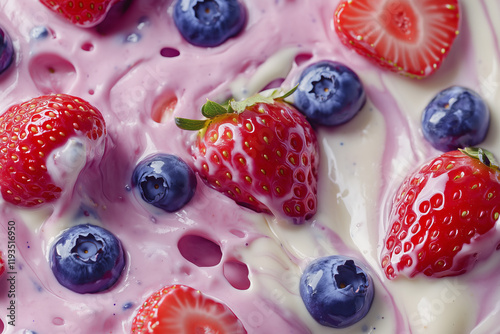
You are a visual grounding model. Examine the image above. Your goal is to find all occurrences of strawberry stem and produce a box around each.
[459,147,500,170]
[175,85,297,131]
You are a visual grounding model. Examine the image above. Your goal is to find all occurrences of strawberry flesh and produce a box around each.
[131,285,247,334]
[335,0,461,78]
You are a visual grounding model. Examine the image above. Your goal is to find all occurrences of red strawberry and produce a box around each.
[381,148,500,279]
[0,251,5,276]
[0,94,106,207]
[39,0,119,27]
[334,0,460,78]
[131,284,247,334]
[176,89,319,224]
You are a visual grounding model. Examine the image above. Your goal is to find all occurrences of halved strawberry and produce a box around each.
[39,0,120,27]
[335,0,460,78]
[0,94,106,207]
[381,148,500,279]
[176,89,319,224]
[131,285,247,334]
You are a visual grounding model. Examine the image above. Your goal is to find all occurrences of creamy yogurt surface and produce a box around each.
[0,0,499,333]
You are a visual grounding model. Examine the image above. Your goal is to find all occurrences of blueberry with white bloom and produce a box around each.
[300,255,374,328]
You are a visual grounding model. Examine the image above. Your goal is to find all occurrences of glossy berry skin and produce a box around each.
[381,148,500,279]
[131,284,247,334]
[176,93,319,224]
[50,224,125,294]
[294,61,366,126]
[0,26,14,75]
[0,94,106,207]
[335,0,460,78]
[300,255,374,328]
[132,154,197,212]
[39,0,120,27]
[173,0,246,47]
[422,86,489,152]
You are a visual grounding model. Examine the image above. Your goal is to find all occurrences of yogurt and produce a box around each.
[0,0,499,333]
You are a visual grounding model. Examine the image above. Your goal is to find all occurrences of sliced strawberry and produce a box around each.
[335,0,460,78]
[131,285,247,334]
[176,89,319,224]
[381,148,500,279]
[0,94,106,207]
[39,0,120,27]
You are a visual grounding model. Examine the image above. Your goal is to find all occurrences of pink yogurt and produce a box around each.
[0,0,499,333]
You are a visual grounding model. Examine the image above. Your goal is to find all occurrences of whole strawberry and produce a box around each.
[131,284,247,334]
[381,148,500,279]
[334,0,460,78]
[176,89,319,224]
[0,94,106,207]
[39,0,120,27]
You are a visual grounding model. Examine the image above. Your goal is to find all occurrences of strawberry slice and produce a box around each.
[39,0,120,27]
[334,0,460,78]
[131,285,247,334]
[0,94,106,207]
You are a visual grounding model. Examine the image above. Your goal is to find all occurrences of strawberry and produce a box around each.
[131,284,247,334]
[39,0,120,27]
[0,94,106,207]
[176,89,319,224]
[381,148,500,279]
[334,0,460,78]
[0,251,5,276]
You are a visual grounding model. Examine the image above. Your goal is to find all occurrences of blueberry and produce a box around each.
[132,153,197,212]
[173,0,246,47]
[422,86,490,151]
[0,26,14,75]
[50,224,125,294]
[294,61,366,126]
[299,255,374,328]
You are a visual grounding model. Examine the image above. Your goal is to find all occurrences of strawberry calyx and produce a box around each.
[175,86,297,131]
[459,147,500,171]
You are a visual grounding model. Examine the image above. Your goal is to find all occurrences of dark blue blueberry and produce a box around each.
[30,26,50,40]
[0,26,14,75]
[300,255,374,328]
[294,61,366,126]
[132,153,197,212]
[50,224,125,294]
[422,86,490,151]
[173,0,246,47]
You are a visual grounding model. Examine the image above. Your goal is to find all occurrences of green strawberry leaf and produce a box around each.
[460,147,500,170]
[276,84,298,100]
[230,94,275,114]
[175,117,208,131]
[202,100,230,118]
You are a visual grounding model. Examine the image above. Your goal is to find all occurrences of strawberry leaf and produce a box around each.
[202,100,230,118]
[175,117,208,131]
[276,84,298,100]
[230,94,275,113]
[460,147,500,170]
